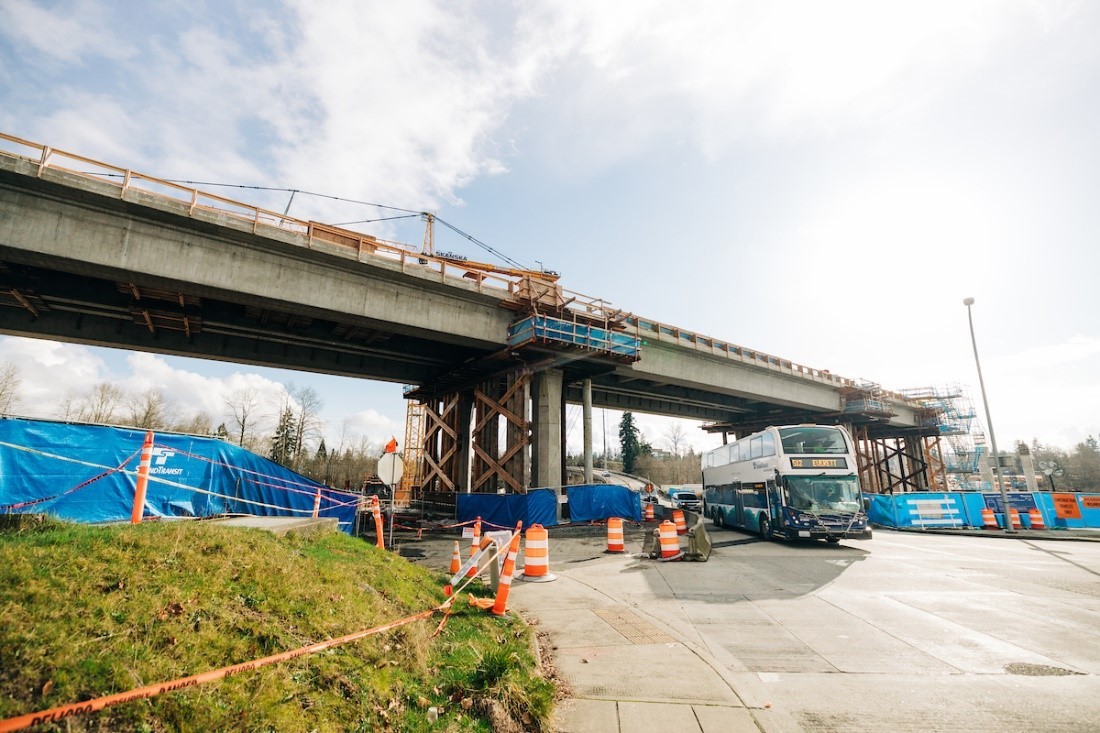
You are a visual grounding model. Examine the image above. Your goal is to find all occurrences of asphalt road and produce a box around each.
[398,524,1100,732]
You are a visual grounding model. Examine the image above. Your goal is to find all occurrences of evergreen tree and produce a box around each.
[269,407,298,467]
[215,423,230,440]
[619,412,650,474]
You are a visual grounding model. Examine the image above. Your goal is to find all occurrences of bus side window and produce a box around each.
[761,432,775,456]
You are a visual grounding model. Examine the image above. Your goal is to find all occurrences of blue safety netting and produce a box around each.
[456,489,558,528]
[566,484,642,523]
[0,417,357,532]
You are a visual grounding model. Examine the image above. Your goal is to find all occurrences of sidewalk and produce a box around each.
[509,547,796,733]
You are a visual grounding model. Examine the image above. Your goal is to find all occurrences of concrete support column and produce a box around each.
[531,368,564,491]
[1020,451,1038,493]
[582,378,593,484]
[454,391,474,492]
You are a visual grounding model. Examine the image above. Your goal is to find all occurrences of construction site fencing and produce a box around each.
[867,491,1100,530]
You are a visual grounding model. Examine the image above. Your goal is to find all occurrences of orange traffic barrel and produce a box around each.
[449,540,461,574]
[606,517,625,553]
[672,509,687,535]
[644,503,655,522]
[657,520,683,561]
[1028,508,1046,530]
[520,524,556,582]
[1009,508,1022,530]
[981,507,999,530]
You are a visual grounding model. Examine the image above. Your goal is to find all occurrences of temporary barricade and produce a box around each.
[520,524,556,582]
[1028,508,1047,530]
[672,509,687,535]
[605,517,625,553]
[868,491,1100,531]
[657,520,683,561]
[566,484,642,523]
[455,489,558,527]
[644,503,655,522]
[0,417,358,532]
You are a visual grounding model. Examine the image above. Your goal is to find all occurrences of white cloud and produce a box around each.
[0,0,135,64]
[0,337,107,414]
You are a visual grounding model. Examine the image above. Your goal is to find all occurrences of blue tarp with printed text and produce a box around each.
[0,417,357,532]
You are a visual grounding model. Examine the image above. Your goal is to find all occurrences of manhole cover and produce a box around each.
[1004,662,1083,676]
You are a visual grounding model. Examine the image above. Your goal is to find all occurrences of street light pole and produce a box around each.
[963,297,1014,533]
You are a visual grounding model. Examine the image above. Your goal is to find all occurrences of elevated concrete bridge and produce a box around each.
[0,134,941,497]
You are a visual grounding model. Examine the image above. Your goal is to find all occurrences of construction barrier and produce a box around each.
[657,520,683,561]
[981,507,999,530]
[520,524,556,582]
[130,431,154,524]
[672,509,687,535]
[1009,508,1022,530]
[371,495,384,549]
[491,524,523,616]
[605,517,625,553]
[1028,508,1046,530]
[467,517,482,578]
[644,503,654,522]
[0,604,442,733]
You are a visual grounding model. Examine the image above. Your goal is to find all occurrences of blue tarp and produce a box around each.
[0,417,358,532]
[566,484,641,523]
[456,490,558,528]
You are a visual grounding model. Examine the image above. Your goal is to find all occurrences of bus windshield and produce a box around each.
[778,426,848,455]
[785,476,861,514]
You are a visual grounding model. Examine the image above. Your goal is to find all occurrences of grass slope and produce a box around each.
[0,518,554,732]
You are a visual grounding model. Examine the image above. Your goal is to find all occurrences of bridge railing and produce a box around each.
[0,131,913,405]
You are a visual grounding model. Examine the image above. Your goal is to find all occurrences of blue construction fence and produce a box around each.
[456,484,642,527]
[867,491,1100,530]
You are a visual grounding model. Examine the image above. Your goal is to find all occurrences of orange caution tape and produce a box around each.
[0,607,440,732]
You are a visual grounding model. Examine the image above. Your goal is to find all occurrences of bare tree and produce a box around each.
[127,387,176,429]
[663,422,688,457]
[69,382,127,424]
[173,411,215,436]
[0,361,22,414]
[289,384,325,469]
[225,386,263,447]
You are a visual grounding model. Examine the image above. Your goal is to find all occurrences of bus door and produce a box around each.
[766,480,780,526]
[731,482,742,527]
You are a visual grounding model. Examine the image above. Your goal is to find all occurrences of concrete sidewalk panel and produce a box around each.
[693,703,763,733]
[553,698,619,733]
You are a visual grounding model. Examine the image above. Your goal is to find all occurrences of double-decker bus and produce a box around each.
[701,425,872,542]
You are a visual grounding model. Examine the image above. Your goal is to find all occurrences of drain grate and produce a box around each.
[593,607,672,644]
[1004,662,1083,677]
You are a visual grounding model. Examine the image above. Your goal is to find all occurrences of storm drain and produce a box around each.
[593,607,672,644]
[1004,662,1084,676]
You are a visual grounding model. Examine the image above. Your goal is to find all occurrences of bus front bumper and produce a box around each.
[786,527,873,541]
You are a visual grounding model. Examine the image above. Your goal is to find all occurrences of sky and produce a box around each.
[0,0,1096,457]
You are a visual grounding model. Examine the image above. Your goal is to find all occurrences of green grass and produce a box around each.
[0,518,555,732]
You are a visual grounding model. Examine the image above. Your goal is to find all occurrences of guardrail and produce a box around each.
[0,131,912,403]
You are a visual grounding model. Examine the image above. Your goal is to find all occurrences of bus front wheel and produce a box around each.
[714,508,724,528]
[759,516,771,540]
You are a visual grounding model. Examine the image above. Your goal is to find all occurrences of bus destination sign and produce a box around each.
[790,457,847,469]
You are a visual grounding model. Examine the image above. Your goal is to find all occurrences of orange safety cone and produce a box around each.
[981,507,999,529]
[606,517,625,553]
[468,517,482,578]
[673,509,687,535]
[1009,508,1022,530]
[644,503,655,522]
[520,524,557,582]
[657,520,683,561]
[449,540,462,574]
[491,523,523,617]
[1028,508,1046,530]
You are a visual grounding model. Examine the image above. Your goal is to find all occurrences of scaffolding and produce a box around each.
[899,384,984,488]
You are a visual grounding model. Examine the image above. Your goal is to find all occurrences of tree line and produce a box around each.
[0,361,383,489]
